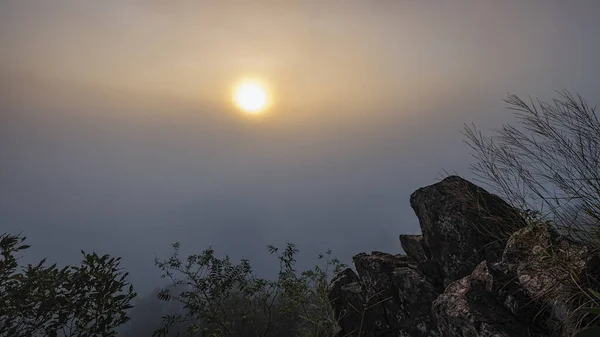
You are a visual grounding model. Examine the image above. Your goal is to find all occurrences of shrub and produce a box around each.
[0,232,136,337]
[153,242,346,337]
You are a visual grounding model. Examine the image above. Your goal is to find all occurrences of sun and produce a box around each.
[233,81,269,114]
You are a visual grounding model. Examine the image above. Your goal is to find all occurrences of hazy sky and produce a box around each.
[1,0,600,295]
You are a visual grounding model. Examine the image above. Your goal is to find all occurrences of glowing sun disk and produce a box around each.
[234,82,268,114]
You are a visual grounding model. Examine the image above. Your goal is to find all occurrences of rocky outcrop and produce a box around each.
[410,175,526,287]
[328,176,599,337]
[433,261,549,337]
[330,253,440,337]
[500,225,600,336]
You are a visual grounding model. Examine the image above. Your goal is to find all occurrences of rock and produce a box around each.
[502,224,554,268]
[410,175,527,286]
[397,235,444,289]
[433,261,550,337]
[486,261,550,324]
[329,252,441,337]
[389,267,440,337]
[502,225,599,336]
[417,259,444,290]
[399,234,429,262]
[328,268,362,336]
[353,251,415,277]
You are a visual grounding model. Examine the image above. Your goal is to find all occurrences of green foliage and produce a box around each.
[154,242,347,337]
[0,233,136,337]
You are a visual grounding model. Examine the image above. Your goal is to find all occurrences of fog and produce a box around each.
[1,0,599,297]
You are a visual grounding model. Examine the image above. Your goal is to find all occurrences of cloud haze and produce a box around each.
[1,0,599,294]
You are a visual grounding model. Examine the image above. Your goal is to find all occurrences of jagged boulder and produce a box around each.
[352,251,414,276]
[399,234,429,262]
[433,222,600,337]
[328,268,363,336]
[410,175,527,286]
[433,261,550,337]
[501,225,600,336]
[328,253,440,337]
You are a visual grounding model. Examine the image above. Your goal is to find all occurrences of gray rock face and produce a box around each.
[352,251,414,276]
[433,261,549,337]
[329,253,440,337]
[501,225,600,336]
[410,176,527,286]
[328,176,598,337]
[399,234,428,263]
[328,268,362,336]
